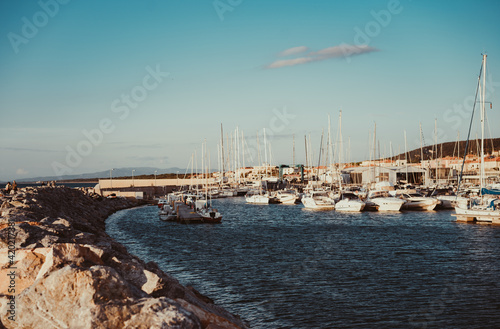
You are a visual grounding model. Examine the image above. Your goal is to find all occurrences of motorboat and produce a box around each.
[274,190,299,205]
[245,190,270,204]
[429,188,468,209]
[301,191,335,210]
[335,192,365,212]
[400,193,440,211]
[159,204,177,221]
[365,190,405,212]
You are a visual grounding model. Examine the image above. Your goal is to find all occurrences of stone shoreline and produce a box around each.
[0,187,249,329]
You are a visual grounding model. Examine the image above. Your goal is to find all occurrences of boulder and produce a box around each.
[0,188,248,329]
[0,265,201,329]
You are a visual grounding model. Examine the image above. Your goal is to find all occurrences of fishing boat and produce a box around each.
[454,54,500,223]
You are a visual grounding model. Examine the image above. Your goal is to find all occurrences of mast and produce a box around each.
[480,54,487,195]
[338,110,343,190]
[348,137,351,167]
[292,134,295,168]
[404,130,408,183]
[263,128,268,178]
[220,124,225,176]
[434,118,438,185]
[419,122,424,169]
[327,114,331,166]
[304,135,308,180]
[317,129,324,182]
[241,130,245,183]
[373,122,377,183]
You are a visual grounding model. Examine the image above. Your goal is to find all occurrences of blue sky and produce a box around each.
[1,0,499,180]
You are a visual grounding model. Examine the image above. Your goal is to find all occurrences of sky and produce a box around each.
[1,0,500,181]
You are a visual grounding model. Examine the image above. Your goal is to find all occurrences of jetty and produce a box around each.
[0,186,246,328]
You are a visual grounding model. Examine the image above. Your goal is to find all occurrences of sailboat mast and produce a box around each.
[434,118,438,185]
[241,130,245,183]
[373,122,377,183]
[419,122,424,169]
[263,128,268,177]
[404,130,408,183]
[220,124,225,175]
[304,135,308,179]
[480,54,487,194]
[338,110,343,190]
[317,129,324,181]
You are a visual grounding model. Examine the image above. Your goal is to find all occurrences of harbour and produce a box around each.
[107,197,500,328]
[3,1,500,328]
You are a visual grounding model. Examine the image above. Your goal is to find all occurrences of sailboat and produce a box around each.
[334,110,365,212]
[196,140,222,223]
[246,129,271,204]
[454,54,500,223]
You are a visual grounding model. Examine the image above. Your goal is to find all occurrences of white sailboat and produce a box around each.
[454,54,500,223]
[246,129,271,204]
[196,140,222,223]
[364,125,405,212]
[335,110,365,212]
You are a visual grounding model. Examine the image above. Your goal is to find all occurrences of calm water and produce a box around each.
[106,198,500,328]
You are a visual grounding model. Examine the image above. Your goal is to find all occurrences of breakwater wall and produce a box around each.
[0,187,248,328]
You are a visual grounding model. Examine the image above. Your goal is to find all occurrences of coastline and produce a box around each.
[0,187,248,328]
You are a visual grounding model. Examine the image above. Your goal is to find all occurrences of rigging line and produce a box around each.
[485,109,494,155]
[457,58,484,194]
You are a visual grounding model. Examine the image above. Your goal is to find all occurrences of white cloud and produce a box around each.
[310,44,378,59]
[16,168,28,175]
[278,46,309,57]
[265,57,314,69]
[265,44,378,69]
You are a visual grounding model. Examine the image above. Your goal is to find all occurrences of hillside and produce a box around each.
[393,138,500,163]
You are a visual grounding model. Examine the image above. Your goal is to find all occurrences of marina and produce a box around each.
[107,197,500,328]
[3,1,500,327]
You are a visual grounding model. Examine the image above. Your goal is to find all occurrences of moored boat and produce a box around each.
[301,190,335,210]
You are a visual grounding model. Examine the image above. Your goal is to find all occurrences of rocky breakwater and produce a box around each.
[0,187,248,329]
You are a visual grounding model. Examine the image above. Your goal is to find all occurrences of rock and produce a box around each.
[176,299,243,329]
[0,265,201,329]
[0,188,249,328]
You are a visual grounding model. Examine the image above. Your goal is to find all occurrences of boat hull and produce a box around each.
[335,200,365,212]
[369,198,405,212]
[402,198,439,211]
[454,206,500,223]
[301,197,335,210]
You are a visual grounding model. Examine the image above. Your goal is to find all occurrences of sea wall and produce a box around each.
[0,187,248,329]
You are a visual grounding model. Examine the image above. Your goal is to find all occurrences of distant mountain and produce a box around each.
[13,167,188,183]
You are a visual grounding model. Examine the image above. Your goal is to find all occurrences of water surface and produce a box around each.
[107,198,500,328]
